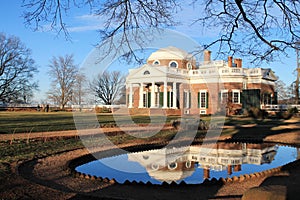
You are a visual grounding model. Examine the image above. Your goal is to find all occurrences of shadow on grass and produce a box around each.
[225,119,300,143]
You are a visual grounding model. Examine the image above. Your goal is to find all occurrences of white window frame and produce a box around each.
[220,89,228,103]
[232,89,240,104]
[169,60,178,68]
[153,60,160,65]
[199,90,207,108]
[186,62,192,70]
[184,90,190,108]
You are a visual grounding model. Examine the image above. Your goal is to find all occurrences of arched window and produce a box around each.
[151,163,159,170]
[168,162,177,170]
[169,61,178,68]
[143,70,150,75]
[187,62,192,70]
[153,60,160,65]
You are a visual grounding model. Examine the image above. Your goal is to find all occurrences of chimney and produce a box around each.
[228,56,233,67]
[227,165,232,175]
[234,164,241,172]
[238,59,242,68]
[204,50,211,63]
[234,58,242,68]
[203,168,210,179]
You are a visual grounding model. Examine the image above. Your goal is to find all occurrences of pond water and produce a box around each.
[76,142,298,184]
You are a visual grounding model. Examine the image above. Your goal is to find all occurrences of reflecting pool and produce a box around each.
[76,143,298,184]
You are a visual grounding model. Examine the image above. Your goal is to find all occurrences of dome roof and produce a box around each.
[148,46,193,61]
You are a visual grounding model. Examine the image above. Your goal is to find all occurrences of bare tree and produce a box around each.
[0,32,38,103]
[275,79,291,103]
[194,0,300,63]
[47,54,78,109]
[90,71,125,105]
[22,0,300,63]
[72,72,87,105]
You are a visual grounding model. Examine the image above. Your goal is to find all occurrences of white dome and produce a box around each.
[148,46,193,61]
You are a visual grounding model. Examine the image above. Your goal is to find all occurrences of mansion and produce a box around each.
[126,47,278,115]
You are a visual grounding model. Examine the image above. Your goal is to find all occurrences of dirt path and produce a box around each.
[0,125,173,141]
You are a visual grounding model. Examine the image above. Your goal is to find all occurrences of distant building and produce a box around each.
[126,46,278,115]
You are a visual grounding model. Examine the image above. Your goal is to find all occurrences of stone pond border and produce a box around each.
[67,139,299,187]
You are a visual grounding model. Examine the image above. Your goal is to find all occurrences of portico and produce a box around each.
[127,79,180,109]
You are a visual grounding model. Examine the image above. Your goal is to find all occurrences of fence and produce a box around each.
[261,104,300,112]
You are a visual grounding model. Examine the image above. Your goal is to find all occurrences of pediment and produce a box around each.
[262,69,278,81]
[127,64,168,80]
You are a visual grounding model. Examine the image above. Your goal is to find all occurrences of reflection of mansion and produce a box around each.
[128,143,278,182]
[126,47,278,115]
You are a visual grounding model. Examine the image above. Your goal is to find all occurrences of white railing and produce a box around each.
[261,104,300,111]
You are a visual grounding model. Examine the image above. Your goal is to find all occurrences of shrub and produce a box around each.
[95,106,112,113]
[288,107,298,114]
[276,111,293,120]
[245,107,267,119]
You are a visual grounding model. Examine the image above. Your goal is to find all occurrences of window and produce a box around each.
[151,163,159,170]
[143,93,148,107]
[153,60,160,65]
[143,70,150,75]
[220,90,228,104]
[169,61,178,68]
[183,90,191,108]
[198,90,208,108]
[187,62,192,70]
[232,90,240,104]
[168,162,177,170]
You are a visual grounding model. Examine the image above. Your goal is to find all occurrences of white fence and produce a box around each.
[261,104,300,111]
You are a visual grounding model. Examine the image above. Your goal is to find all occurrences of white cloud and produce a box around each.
[68,14,105,33]
[68,24,103,32]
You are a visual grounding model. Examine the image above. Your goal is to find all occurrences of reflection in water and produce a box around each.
[128,143,278,182]
[76,143,297,184]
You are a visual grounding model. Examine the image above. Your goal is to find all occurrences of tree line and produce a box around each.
[0,32,125,109]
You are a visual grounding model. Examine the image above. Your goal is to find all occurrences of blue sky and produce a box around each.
[0,1,297,103]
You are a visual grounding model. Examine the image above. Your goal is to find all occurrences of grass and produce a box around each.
[0,112,181,134]
[0,111,227,134]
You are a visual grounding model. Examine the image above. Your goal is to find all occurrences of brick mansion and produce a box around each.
[125,46,278,115]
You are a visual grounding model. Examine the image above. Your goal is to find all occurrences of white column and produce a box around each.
[163,81,168,108]
[172,82,177,109]
[151,81,155,108]
[128,83,133,108]
[138,83,144,108]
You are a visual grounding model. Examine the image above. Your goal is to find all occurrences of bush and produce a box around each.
[171,119,208,130]
[276,111,293,120]
[288,107,298,114]
[95,106,112,113]
[245,107,268,119]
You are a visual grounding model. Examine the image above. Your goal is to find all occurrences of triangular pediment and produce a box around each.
[127,64,169,80]
[262,69,278,81]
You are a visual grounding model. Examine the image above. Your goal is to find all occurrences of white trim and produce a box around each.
[200,110,206,114]
[153,60,160,65]
[168,162,178,170]
[232,89,240,104]
[187,62,192,70]
[220,90,228,102]
[199,90,208,109]
[169,60,178,68]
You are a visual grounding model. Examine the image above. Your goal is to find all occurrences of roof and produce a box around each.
[147,46,194,61]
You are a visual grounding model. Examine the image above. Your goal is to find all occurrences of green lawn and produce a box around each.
[0,111,285,135]
[0,112,181,134]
